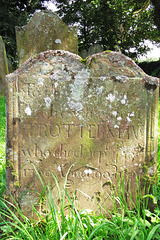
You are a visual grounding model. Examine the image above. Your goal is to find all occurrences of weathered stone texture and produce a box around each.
[16,11,78,66]
[6,50,159,217]
[0,36,9,96]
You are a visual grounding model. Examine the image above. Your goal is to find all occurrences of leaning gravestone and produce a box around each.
[6,50,159,217]
[0,36,9,96]
[16,11,78,66]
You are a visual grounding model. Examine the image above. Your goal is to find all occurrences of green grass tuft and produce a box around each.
[0,170,160,239]
[0,97,6,195]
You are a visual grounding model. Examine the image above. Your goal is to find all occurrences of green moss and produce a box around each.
[80,57,88,65]
[6,159,14,168]
[137,143,145,152]
[141,159,155,174]
[105,50,112,53]
[139,158,157,186]
[14,181,21,188]
[102,181,112,187]
[11,169,18,178]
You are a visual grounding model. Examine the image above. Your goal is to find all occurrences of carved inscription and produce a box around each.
[21,122,144,139]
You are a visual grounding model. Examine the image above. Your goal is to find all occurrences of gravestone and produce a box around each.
[0,36,9,96]
[80,44,103,59]
[6,50,159,217]
[16,11,78,66]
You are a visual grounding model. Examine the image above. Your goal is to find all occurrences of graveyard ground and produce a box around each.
[0,96,160,239]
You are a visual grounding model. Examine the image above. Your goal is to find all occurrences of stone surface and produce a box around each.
[0,36,9,96]
[6,50,159,217]
[16,11,78,66]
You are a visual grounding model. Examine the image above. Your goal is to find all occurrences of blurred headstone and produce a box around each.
[0,36,9,96]
[16,10,78,65]
[80,44,103,59]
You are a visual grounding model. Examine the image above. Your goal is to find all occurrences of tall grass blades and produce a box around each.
[0,96,6,195]
[0,166,160,239]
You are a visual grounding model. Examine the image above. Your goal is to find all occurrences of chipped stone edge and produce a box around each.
[144,74,160,86]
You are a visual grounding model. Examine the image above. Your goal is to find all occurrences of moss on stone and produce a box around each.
[80,57,88,65]
[14,181,21,188]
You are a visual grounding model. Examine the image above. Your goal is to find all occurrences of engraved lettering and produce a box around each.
[23,169,34,176]
[89,124,96,138]
[45,170,50,176]
[35,143,42,157]
[22,149,32,157]
[50,124,60,137]
[97,124,105,139]
[40,124,48,137]
[63,124,74,138]
[106,126,114,138]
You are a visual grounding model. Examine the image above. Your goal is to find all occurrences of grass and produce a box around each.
[0,169,160,239]
[0,96,6,195]
[0,96,160,239]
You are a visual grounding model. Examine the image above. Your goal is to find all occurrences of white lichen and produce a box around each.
[121,99,126,104]
[55,39,62,44]
[130,111,135,117]
[55,82,58,88]
[37,77,44,86]
[84,169,92,174]
[24,106,32,116]
[117,116,122,121]
[126,116,132,122]
[96,86,103,95]
[58,166,61,171]
[51,70,71,82]
[111,111,117,117]
[44,97,52,108]
[99,76,106,81]
[124,94,127,100]
[68,101,83,111]
[70,68,90,100]
[148,166,155,175]
[106,93,115,103]
[115,75,128,83]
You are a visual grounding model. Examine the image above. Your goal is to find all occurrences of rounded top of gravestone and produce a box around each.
[16,11,78,65]
[7,50,160,87]
[6,50,159,121]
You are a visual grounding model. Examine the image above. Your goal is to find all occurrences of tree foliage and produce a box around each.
[55,0,159,59]
[0,0,49,68]
[151,0,160,32]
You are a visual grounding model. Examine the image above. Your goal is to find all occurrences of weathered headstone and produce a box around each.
[80,44,103,59]
[6,50,159,217]
[16,11,78,66]
[0,36,9,96]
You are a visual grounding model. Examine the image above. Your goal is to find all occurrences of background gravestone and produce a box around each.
[80,44,103,59]
[0,36,9,96]
[6,50,159,217]
[16,11,78,66]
